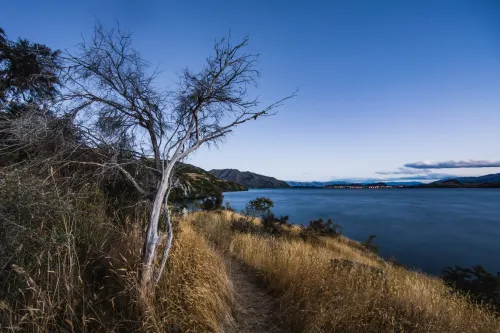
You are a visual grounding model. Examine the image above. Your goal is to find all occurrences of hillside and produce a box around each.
[454,173,500,183]
[209,169,291,188]
[172,164,247,199]
[414,174,500,188]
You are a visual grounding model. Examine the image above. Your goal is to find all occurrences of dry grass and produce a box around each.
[0,172,236,333]
[2,169,498,333]
[190,211,500,333]
[149,223,236,332]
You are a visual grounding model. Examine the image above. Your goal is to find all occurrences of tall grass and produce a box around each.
[0,171,236,332]
[190,211,500,333]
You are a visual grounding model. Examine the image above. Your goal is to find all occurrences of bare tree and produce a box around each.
[63,23,295,292]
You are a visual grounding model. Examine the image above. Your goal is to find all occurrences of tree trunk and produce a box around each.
[140,173,169,291]
[156,198,173,283]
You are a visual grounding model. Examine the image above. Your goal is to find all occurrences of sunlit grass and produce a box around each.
[190,211,500,333]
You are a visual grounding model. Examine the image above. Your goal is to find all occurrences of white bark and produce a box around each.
[155,196,173,283]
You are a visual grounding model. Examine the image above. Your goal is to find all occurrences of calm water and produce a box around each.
[223,188,500,275]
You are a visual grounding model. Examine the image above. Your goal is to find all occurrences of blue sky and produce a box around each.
[2,0,499,182]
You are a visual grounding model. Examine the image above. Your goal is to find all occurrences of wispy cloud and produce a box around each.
[374,167,457,181]
[384,174,457,181]
[376,167,431,175]
[404,160,500,169]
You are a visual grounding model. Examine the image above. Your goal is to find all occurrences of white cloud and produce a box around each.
[404,160,500,169]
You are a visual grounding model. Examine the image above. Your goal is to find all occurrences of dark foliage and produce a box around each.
[442,265,500,312]
[0,27,61,108]
[361,234,379,254]
[223,202,235,212]
[305,218,342,236]
[231,217,260,234]
[200,192,224,211]
[261,213,290,234]
[243,197,274,218]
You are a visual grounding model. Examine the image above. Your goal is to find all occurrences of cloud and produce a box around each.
[376,167,431,175]
[384,174,457,181]
[404,160,500,169]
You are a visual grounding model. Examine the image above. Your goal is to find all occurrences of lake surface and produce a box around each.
[223,188,500,275]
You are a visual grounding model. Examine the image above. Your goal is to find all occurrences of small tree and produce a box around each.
[244,197,274,218]
[442,265,500,312]
[306,218,342,236]
[200,192,223,211]
[361,234,378,253]
[0,28,72,168]
[63,23,295,292]
[0,27,60,111]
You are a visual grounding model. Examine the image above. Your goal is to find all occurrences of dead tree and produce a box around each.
[63,23,295,291]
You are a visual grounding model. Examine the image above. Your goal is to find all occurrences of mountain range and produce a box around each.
[209,169,291,188]
[290,173,500,187]
[454,173,500,184]
[287,180,424,187]
[206,168,500,190]
[414,174,500,188]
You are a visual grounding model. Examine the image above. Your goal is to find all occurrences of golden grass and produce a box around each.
[150,223,236,332]
[1,217,236,333]
[0,173,236,332]
[190,211,500,333]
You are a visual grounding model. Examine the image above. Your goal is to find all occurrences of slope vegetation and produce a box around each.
[172,163,247,199]
[188,211,500,333]
[210,169,291,188]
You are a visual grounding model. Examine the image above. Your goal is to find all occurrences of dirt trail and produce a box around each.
[225,257,281,333]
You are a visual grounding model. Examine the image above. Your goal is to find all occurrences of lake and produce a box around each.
[223,188,500,275]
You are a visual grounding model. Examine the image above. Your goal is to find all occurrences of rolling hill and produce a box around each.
[209,169,291,188]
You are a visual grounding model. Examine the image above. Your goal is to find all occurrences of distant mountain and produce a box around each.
[385,181,425,186]
[171,164,247,199]
[423,179,464,188]
[454,173,500,184]
[414,174,500,188]
[210,169,291,188]
[287,181,349,187]
[288,180,424,187]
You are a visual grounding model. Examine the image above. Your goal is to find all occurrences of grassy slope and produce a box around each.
[188,211,500,333]
[1,167,498,332]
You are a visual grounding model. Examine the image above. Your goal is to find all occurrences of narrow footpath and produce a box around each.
[225,257,282,333]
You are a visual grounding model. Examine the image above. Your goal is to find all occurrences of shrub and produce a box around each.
[361,234,379,254]
[223,202,235,212]
[442,265,500,312]
[231,217,260,234]
[243,197,274,218]
[200,192,223,211]
[261,214,290,234]
[305,218,342,236]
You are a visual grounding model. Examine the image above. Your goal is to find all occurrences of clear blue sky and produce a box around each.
[2,0,499,182]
